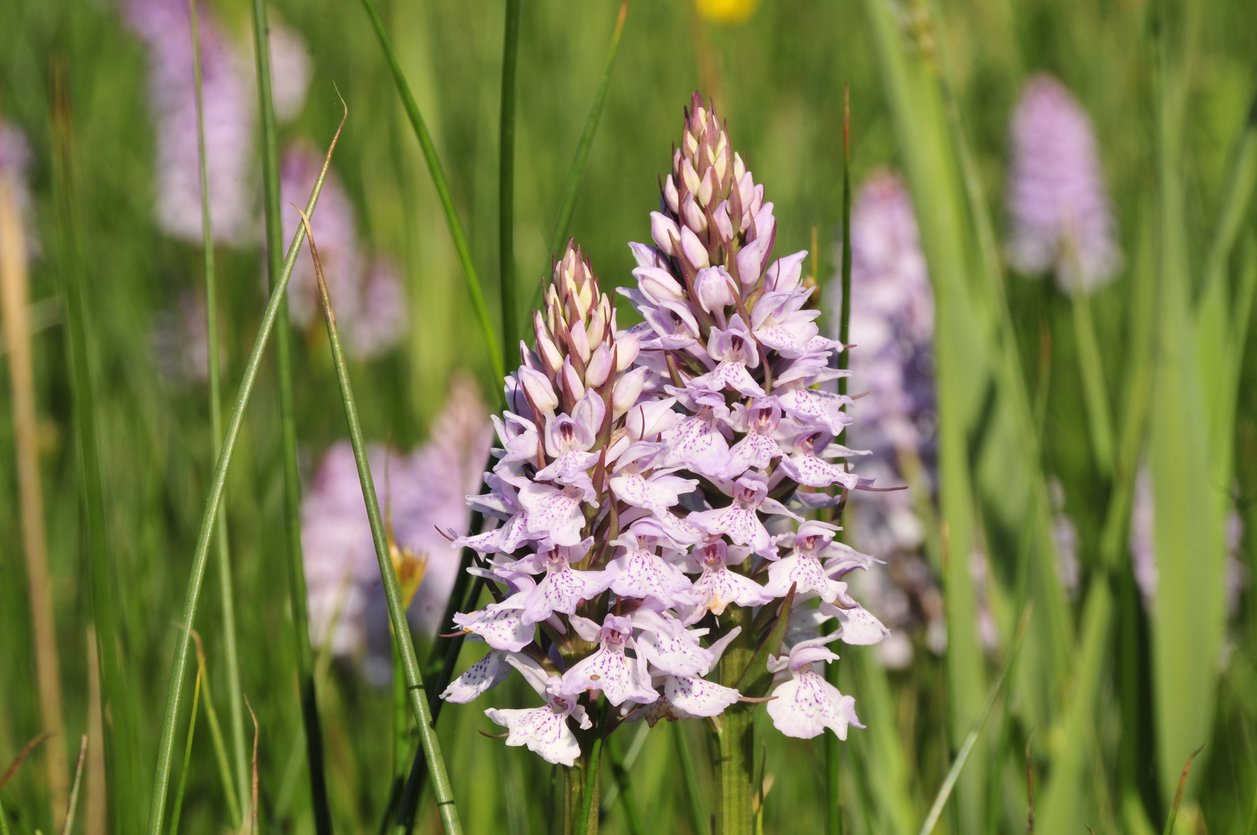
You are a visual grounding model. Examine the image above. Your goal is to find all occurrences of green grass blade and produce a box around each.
[606,737,645,835]
[499,0,521,374]
[918,610,1030,835]
[1148,0,1228,805]
[825,88,853,835]
[188,2,248,819]
[145,115,346,835]
[546,0,630,265]
[358,0,505,385]
[167,667,202,835]
[248,1,333,830]
[50,66,142,834]
[298,209,463,835]
[191,633,241,824]
[672,723,707,835]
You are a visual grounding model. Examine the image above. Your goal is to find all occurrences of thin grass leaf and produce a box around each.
[145,112,346,835]
[61,737,88,835]
[1162,746,1203,835]
[190,631,241,824]
[0,793,9,835]
[918,608,1031,835]
[187,2,249,819]
[499,0,521,373]
[546,0,630,264]
[358,0,504,384]
[247,2,333,830]
[1069,287,1115,474]
[606,737,645,835]
[672,723,707,835]
[248,701,259,835]
[297,207,463,835]
[1148,0,1228,804]
[49,63,141,833]
[822,86,855,835]
[167,663,201,835]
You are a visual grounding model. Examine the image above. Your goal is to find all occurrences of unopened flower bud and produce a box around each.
[518,365,558,414]
[612,366,649,418]
[585,344,614,388]
[651,212,680,256]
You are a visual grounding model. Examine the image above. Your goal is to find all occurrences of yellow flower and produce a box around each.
[695,0,758,24]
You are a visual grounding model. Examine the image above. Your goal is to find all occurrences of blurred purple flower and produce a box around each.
[1006,74,1121,294]
[278,143,407,358]
[1130,466,1246,614]
[833,171,944,667]
[125,0,257,246]
[302,376,492,678]
[0,121,38,259]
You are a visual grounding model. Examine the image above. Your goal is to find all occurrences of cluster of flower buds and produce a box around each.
[443,94,886,766]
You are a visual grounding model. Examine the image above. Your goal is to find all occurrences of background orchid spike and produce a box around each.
[445,93,884,773]
[1006,74,1122,294]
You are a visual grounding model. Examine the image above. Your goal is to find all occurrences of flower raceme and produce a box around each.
[443,94,887,766]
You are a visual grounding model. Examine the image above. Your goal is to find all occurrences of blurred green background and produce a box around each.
[1,0,1255,832]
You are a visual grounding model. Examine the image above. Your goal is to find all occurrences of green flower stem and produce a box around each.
[712,603,756,835]
[145,116,344,835]
[299,209,463,835]
[188,2,248,819]
[566,741,603,835]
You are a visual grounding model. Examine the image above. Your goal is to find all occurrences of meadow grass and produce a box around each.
[1,0,1255,833]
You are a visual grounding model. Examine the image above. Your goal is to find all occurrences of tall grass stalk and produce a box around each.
[188,2,248,819]
[50,65,140,832]
[499,0,521,372]
[298,208,463,834]
[359,0,505,385]
[1,177,68,828]
[248,1,333,829]
[145,114,345,835]
[824,85,854,835]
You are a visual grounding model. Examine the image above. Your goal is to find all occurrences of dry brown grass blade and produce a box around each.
[1,175,68,827]
[60,735,88,835]
[84,629,106,835]
[247,700,260,835]
[0,731,53,791]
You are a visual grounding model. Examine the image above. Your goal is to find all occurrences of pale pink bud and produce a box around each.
[680,226,711,270]
[561,358,586,404]
[612,367,649,418]
[682,195,708,234]
[664,175,680,214]
[585,344,615,388]
[614,331,641,371]
[518,366,558,414]
[651,211,680,255]
[695,266,736,314]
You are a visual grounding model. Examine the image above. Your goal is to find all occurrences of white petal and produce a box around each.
[767,669,862,740]
[441,651,511,703]
[485,706,582,766]
[665,676,741,718]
